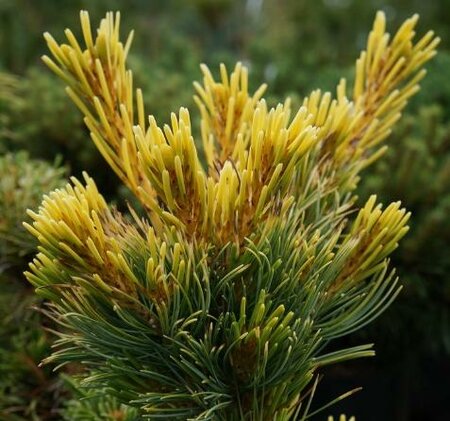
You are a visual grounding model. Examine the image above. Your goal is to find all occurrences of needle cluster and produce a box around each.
[25,11,438,420]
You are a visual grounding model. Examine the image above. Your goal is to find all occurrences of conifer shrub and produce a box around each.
[0,151,66,275]
[25,10,438,419]
[0,152,67,420]
[0,73,23,151]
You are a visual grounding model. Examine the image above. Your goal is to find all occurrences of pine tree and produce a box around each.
[25,10,438,419]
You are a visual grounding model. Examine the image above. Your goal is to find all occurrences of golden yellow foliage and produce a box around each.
[39,11,438,247]
[21,11,440,419]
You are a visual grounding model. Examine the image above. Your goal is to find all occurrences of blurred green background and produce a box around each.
[0,0,449,420]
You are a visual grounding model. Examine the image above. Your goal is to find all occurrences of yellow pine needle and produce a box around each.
[41,10,438,251]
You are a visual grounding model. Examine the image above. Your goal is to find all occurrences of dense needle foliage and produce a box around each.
[24,10,438,419]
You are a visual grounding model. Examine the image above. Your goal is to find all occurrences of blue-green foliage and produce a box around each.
[0,1,448,419]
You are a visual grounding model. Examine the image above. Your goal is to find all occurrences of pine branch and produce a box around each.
[25,10,439,420]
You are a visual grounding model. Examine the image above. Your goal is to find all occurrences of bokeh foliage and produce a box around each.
[0,279,64,420]
[0,152,67,420]
[0,152,66,275]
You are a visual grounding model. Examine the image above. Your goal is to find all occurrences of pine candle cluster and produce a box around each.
[25,11,438,420]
